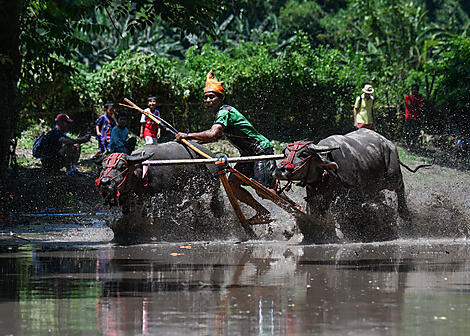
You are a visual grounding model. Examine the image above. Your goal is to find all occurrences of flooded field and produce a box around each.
[1,229,470,335]
[1,154,469,335]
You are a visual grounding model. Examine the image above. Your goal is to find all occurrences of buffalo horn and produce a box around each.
[127,152,153,163]
[308,144,340,153]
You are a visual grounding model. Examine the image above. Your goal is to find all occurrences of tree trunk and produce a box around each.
[0,0,22,174]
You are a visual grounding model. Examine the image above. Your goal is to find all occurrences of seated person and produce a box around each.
[456,137,470,153]
[109,114,137,154]
[40,113,91,176]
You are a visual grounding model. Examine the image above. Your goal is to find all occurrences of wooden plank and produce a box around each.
[218,172,257,238]
[229,168,306,217]
[143,154,285,166]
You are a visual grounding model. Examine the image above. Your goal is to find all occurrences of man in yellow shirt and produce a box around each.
[353,84,376,130]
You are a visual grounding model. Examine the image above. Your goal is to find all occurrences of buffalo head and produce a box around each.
[273,140,339,185]
[95,152,153,206]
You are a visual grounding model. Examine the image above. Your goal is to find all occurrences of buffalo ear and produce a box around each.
[126,152,153,164]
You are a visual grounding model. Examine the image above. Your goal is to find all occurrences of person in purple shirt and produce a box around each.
[94,103,117,157]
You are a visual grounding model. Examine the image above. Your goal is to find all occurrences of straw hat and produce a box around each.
[362,84,374,94]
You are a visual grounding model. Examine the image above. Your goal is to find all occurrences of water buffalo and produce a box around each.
[273,128,427,243]
[95,141,249,241]
[96,141,214,208]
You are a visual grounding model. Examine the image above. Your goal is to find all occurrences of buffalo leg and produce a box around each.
[396,188,411,220]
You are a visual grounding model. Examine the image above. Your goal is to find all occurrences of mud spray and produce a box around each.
[111,165,250,243]
[111,162,470,245]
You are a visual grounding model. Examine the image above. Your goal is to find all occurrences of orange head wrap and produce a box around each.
[204,70,225,96]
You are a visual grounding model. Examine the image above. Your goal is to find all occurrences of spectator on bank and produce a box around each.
[40,113,91,176]
[353,84,376,130]
[456,137,470,154]
[109,114,136,155]
[139,96,161,184]
[404,84,424,147]
[139,96,161,145]
[93,102,117,157]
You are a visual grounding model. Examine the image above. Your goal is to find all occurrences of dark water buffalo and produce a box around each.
[273,128,427,243]
[96,141,215,208]
[95,141,246,241]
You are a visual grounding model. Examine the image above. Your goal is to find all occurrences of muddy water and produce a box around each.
[1,232,470,335]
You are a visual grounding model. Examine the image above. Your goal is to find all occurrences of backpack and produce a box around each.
[32,132,45,158]
[357,95,375,109]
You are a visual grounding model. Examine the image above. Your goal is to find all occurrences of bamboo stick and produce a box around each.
[143,154,284,166]
[123,98,212,159]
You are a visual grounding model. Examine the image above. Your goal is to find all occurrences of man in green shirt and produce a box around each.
[176,70,276,224]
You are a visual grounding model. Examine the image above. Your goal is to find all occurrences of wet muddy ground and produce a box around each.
[0,149,469,334]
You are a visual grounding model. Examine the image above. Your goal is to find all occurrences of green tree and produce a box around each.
[278,0,324,43]
[0,0,233,173]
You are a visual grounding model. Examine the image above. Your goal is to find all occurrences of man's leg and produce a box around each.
[41,157,62,175]
[228,174,270,221]
[94,138,106,156]
[60,144,81,171]
[412,120,422,146]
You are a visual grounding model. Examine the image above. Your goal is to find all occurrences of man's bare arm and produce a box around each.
[176,124,224,143]
[59,134,90,145]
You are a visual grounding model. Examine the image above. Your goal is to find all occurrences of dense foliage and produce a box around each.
[15,0,470,147]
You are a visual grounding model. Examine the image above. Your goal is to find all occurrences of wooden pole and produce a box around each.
[230,168,306,217]
[143,154,284,166]
[218,172,257,237]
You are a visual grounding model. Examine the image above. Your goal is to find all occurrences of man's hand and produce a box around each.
[175,132,187,141]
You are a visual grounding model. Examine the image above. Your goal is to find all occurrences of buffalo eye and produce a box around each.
[299,151,310,159]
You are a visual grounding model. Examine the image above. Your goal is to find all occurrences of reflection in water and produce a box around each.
[0,240,470,335]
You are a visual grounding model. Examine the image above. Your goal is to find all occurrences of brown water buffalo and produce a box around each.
[273,128,428,243]
[95,141,243,241]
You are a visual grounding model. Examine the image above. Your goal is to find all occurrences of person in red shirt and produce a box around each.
[139,96,161,185]
[139,96,161,145]
[404,84,424,147]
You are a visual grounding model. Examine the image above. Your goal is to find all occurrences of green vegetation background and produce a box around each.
[17,0,470,152]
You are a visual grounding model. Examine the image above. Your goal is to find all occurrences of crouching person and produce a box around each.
[40,113,91,176]
[109,114,137,154]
